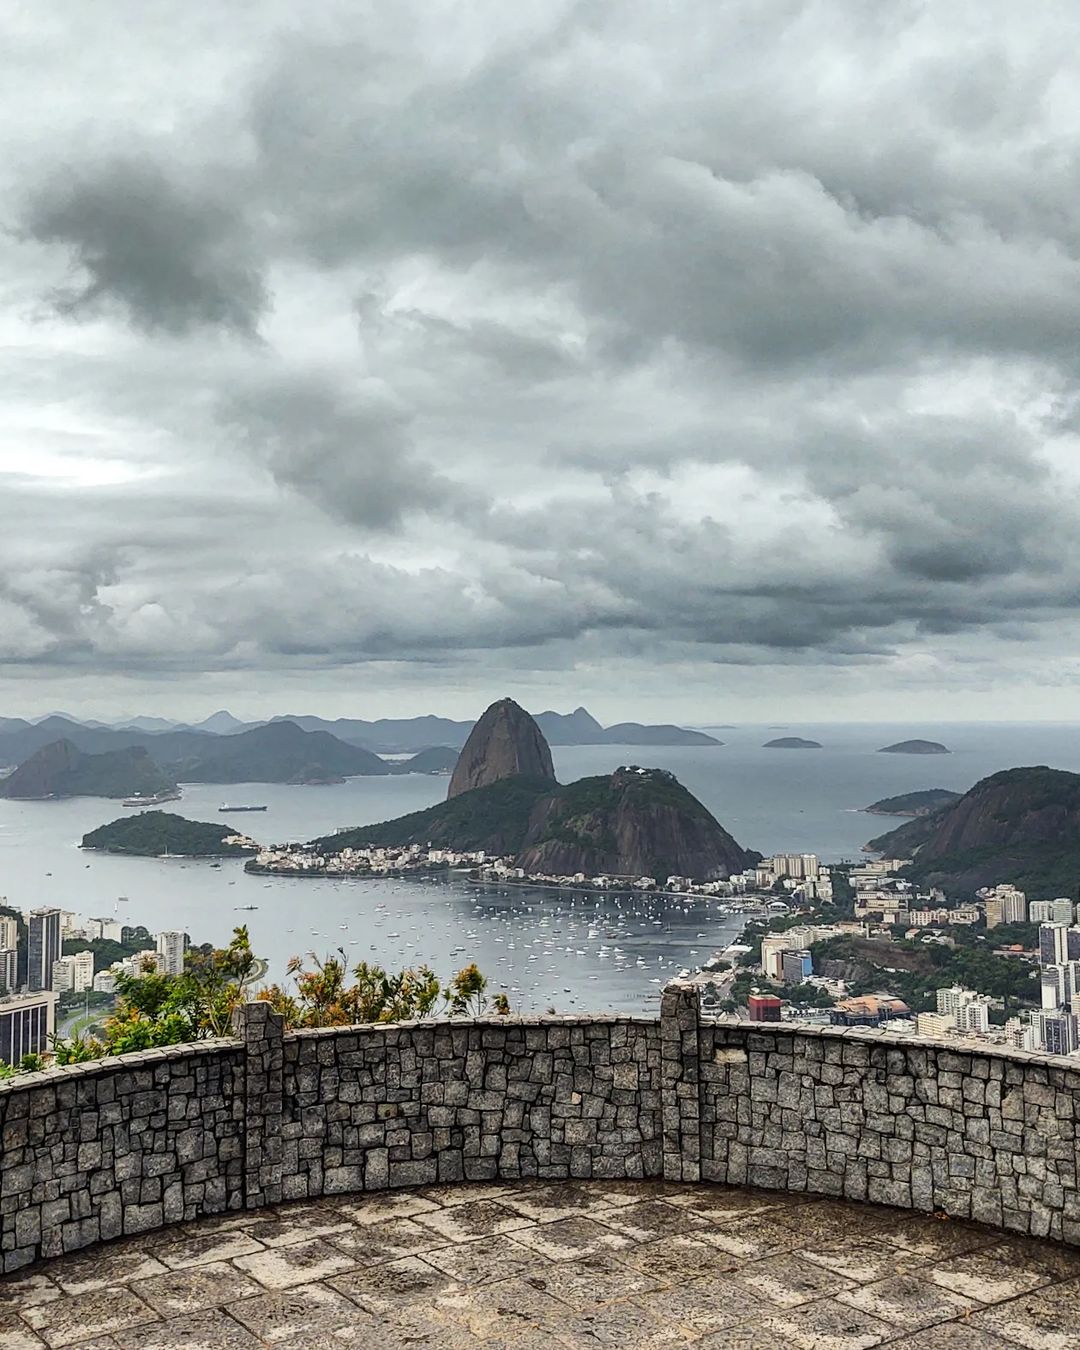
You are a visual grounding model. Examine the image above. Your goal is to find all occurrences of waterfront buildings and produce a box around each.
[26,909,61,993]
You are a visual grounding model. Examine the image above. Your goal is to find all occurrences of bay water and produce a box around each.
[1,722,1078,1014]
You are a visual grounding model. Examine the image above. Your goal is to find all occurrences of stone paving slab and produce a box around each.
[0,1180,1071,1347]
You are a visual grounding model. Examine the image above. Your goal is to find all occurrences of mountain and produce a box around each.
[322,703,756,881]
[763,737,822,749]
[0,741,176,800]
[164,721,389,784]
[188,711,255,735]
[390,746,458,775]
[864,788,961,817]
[81,812,258,857]
[599,722,721,747]
[113,716,180,733]
[447,698,557,799]
[532,707,605,743]
[878,739,950,755]
[271,714,473,752]
[516,766,758,880]
[866,766,1080,896]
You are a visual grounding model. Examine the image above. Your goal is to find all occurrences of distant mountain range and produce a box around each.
[0,706,720,758]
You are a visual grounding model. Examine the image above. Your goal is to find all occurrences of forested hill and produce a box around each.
[81,812,258,857]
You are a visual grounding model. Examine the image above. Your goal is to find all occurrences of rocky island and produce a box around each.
[877,739,950,755]
[277,697,759,885]
[82,811,259,857]
[866,765,1080,896]
[763,737,822,749]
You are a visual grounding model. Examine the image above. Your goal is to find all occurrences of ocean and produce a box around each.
[1,721,1077,1015]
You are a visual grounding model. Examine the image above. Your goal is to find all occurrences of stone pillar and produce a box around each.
[233,1001,284,1209]
[660,980,701,1182]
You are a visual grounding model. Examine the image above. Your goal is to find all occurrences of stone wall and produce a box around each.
[274,1015,663,1200]
[0,1040,244,1273]
[3,986,1080,1272]
[699,1004,1080,1245]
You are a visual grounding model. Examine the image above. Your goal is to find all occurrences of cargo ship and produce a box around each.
[218,804,268,812]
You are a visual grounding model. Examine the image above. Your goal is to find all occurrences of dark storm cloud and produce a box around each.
[4,1,1080,715]
[24,158,267,334]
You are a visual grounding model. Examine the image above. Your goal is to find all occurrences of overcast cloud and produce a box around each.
[3,0,1080,722]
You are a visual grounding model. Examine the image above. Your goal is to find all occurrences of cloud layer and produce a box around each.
[3,0,1080,719]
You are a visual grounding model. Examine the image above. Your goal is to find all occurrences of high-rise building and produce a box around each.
[1040,923,1070,968]
[0,917,17,952]
[1031,899,1076,925]
[983,884,1026,928]
[26,909,61,992]
[1004,1016,1036,1050]
[0,949,16,995]
[0,991,57,1065]
[955,998,990,1035]
[51,951,94,994]
[86,918,123,943]
[1042,967,1065,1010]
[781,950,812,983]
[155,930,187,977]
[1042,1012,1078,1056]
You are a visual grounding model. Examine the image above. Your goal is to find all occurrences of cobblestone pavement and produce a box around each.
[1,1181,1078,1348]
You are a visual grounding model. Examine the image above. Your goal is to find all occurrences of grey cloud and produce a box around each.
[24,158,267,334]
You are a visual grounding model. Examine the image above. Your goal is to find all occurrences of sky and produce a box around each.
[3,1,1080,725]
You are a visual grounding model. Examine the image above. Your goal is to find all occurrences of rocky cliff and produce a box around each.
[447,698,556,799]
[867,765,1080,895]
[516,767,758,881]
[0,739,176,800]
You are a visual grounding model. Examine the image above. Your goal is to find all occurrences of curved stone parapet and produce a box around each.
[0,984,1077,1272]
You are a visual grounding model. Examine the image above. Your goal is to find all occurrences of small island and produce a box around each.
[877,740,950,755]
[81,811,260,858]
[863,788,961,817]
[763,737,822,750]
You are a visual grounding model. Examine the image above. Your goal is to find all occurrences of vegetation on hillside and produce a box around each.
[811,933,1039,1016]
[863,788,961,816]
[319,775,554,853]
[81,811,256,857]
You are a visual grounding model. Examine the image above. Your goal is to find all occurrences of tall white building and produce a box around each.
[1030,899,1076,925]
[0,917,17,952]
[982,884,1027,928]
[51,951,94,994]
[155,931,187,977]
[0,948,16,994]
[955,998,990,1035]
[86,917,123,942]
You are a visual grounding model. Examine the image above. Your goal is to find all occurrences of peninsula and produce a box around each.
[253,697,759,886]
[863,788,961,817]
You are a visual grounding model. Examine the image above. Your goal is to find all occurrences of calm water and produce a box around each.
[1,722,1077,1014]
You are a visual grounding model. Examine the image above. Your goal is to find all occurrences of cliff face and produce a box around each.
[869,766,1080,895]
[0,739,175,799]
[516,767,758,881]
[447,698,556,799]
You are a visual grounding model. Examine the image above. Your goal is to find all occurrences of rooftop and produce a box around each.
[1,1180,1076,1349]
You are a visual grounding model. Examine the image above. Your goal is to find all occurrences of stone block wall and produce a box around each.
[275,1015,663,1200]
[700,1011,1080,1245]
[4,985,1080,1272]
[0,1040,244,1273]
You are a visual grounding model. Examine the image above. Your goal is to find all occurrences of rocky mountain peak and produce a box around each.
[447,698,557,800]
